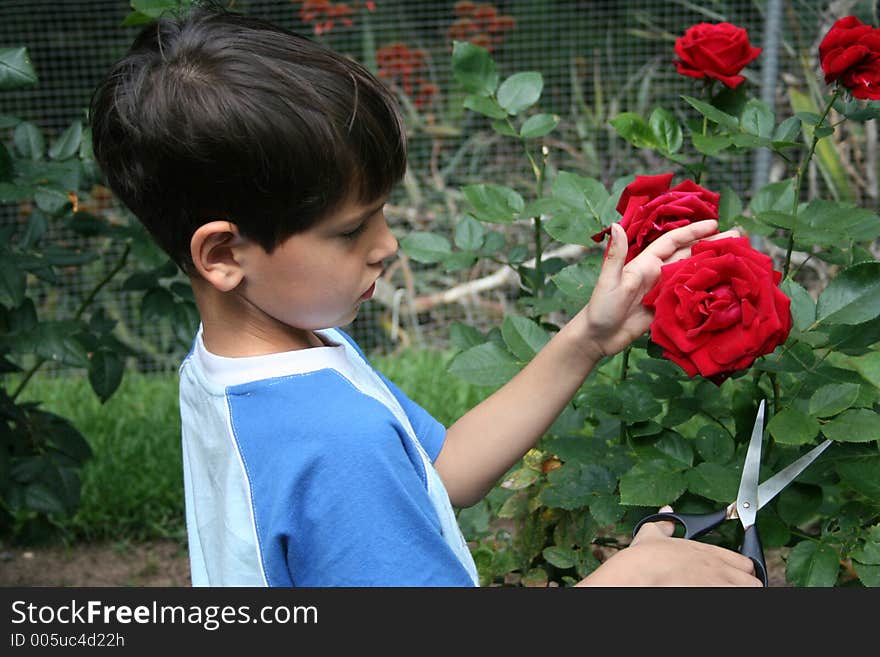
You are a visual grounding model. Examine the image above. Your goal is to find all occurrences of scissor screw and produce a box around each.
[743,501,751,509]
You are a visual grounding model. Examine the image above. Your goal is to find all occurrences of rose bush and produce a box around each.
[590,172,719,263]
[404,13,880,587]
[673,22,761,89]
[642,236,792,385]
[818,15,880,100]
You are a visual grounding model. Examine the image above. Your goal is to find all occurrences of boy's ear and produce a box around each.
[190,221,248,292]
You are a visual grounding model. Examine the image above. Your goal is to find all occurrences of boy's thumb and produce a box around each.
[605,223,628,268]
[632,505,676,543]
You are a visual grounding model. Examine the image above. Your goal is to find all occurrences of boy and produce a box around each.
[90,7,760,587]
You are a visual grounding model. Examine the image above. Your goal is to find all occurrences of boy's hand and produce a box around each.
[576,219,738,361]
[576,506,762,587]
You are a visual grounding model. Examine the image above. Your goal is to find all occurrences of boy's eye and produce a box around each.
[341,223,366,239]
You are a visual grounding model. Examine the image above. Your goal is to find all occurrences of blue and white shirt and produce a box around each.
[179,326,479,587]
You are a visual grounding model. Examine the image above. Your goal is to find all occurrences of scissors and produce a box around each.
[632,399,832,587]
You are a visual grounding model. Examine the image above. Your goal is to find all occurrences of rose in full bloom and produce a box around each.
[642,236,792,385]
[818,16,880,100]
[674,22,761,88]
[591,173,720,263]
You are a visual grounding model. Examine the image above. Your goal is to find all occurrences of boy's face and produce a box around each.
[233,195,398,334]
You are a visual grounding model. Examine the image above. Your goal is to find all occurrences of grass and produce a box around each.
[8,348,491,545]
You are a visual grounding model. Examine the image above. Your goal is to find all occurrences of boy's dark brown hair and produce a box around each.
[90,6,407,273]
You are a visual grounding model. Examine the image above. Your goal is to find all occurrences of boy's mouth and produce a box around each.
[360,282,376,300]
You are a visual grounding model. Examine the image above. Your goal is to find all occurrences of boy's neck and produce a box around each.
[191,278,324,357]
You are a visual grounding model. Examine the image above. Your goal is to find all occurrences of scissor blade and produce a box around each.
[736,400,764,529]
[757,439,832,509]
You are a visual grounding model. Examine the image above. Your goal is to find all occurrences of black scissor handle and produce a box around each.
[632,508,729,541]
[740,524,768,587]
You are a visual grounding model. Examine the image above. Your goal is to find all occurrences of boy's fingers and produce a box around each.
[640,219,719,261]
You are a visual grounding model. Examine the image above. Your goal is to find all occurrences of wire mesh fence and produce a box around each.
[0,0,857,370]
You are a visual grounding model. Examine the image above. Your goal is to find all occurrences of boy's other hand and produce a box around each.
[576,506,762,587]
[576,219,740,361]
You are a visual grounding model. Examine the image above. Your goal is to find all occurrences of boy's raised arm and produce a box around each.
[435,219,724,507]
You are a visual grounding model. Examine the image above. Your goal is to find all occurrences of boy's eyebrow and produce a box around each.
[340,198,388,227]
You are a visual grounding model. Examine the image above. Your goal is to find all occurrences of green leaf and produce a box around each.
[749,178,796,215]
[462,184,524,223]
[0,47,38,90]
[543,210,602,246]
[648,107,682,153]
[847,351,880,389]
[777,484,823,525]
[448,342,521,386]
[24,483,67,515]
[463,94,508,119]
[13,122,44,160]
[48,121,83,161]
[836,455,880,498]
[542,463,616,510]
[520,113,559,139]
[449,322,485,351]
[400,232,452,263]
[451,41,498,97]
[691,133,732,155]
[0,258,27,306]
[808,383,860,417]
[501,315,550,361]
[681,95,739,130]
[718,185,742,224]
[0,143,12,182]
[781,279,815,332]
[740,99,774,138]
[619,460,686,507]
[794,201,880,245]
[619,381,663,422]
[816,262,880,326]
[25,322,90,367]
[542,546,578,569]
[822,409,880,443]
[767,408,820,445]
[497,72,543,115]
[499,466,540,491]
[552,261,599,303]
[551,171,611,225]
[785,541,840,587]
[772,116,801,144]
[141,287,176,322]
[854,562,880,586]
[610,112,657,150]
[694,425,735,464]
[34,187,73,216]
[686,462,740,503]
[453,215,484,251]
[131,0,190,17]
[88,349,124,404]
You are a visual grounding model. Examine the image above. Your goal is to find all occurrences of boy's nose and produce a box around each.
[369,218,398,264]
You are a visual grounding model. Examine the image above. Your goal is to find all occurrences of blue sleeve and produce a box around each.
[331,329,447,461]
[227,370,474,587]
[374,370,447,461]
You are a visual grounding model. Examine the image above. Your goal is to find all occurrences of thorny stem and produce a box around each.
[784,86,843,279]
[11,242,132,402]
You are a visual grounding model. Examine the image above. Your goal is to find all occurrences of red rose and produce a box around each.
[818,16,880,100]
[642,237,792,385]
[591,173,720,263]
[674,22,761,88]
